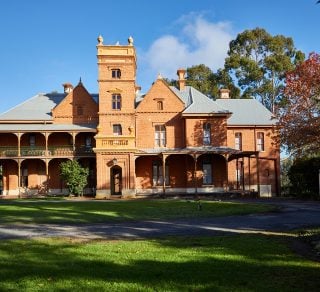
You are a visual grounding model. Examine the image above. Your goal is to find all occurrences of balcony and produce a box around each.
[0,145,95,158]
[95,136,136,150]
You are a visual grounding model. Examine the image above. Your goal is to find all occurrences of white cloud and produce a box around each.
[142,14,234,82]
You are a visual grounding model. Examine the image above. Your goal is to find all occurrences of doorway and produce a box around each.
[111,166,122,195]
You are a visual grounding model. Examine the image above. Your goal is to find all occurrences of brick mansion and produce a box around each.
[0,36,280,198]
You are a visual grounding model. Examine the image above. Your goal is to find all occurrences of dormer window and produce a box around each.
[111,69,121,79]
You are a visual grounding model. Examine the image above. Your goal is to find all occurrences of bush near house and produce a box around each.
[60,160,89,196]
[288,156,320,199]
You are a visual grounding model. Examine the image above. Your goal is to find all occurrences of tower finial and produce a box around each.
[128,36,134,46]
[97,34,104,45]
[78,77,83,85]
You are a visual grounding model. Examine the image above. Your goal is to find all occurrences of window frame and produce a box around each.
[257,132,265,151]
[203,122,211,145]
[235,132,242,151]
[152,161,169,186]
[202,163,212,185]
[154,125,166,147]
[113,124,122,136]
[111,69,121,79]
[112,94,121,110]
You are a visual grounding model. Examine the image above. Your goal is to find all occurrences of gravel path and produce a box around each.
[0,199,319,240]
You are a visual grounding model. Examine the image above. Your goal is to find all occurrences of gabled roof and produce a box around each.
[215,98,277,126]
[170,86,230,115]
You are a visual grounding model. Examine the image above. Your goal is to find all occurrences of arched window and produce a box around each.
[203,123,211,145]
[157,101,163,110]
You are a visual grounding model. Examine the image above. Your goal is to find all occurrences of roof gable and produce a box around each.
[136,79,185,112]
[52,82,98,124]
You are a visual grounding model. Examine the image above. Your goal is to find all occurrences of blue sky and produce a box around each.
[0,0,319,113]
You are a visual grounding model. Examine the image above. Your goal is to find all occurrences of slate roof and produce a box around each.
[170,86,230,115]
[0,93,99,122]
[215,98,277,126]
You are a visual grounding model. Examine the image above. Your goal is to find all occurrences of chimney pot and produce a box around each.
[62,83,74,94]
[219,88,230,99]
[177,68,186,91]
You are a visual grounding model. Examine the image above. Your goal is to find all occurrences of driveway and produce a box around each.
[0,199,320,240]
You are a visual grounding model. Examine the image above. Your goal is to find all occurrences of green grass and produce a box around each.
[0,199,275,224]
[0,235,319,291]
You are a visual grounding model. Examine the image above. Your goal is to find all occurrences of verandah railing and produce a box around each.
[0,145,94,157]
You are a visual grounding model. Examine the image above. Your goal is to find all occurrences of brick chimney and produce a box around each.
[219,88,230,99]
[62,83,74,94]
[177,68,186,91]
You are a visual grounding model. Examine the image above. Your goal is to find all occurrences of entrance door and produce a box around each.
[111,166,122,195]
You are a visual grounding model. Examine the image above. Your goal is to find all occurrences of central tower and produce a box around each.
[94,35,137,198]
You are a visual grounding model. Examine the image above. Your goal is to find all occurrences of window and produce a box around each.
[112,94,121,110]
[203,123,211,145]
[77,105,83,116]
[21,168,28,187]
[157,101,163,110]
[202,163,212,185]
[235,132,242,150]
[152,161,169,186]
[257,132,265,151]
[113,124,122,136]
[85,136,92,147]
[155,125,166,147]
[111,69,121,79]
[29,135,35,146]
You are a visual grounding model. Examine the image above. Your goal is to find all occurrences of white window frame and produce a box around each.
[155,125,166,147]
[235,132,242,150]
[203,123,211,145]
[257,132,265,151]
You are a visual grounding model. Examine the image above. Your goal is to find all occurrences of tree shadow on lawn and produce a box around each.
[0,234,319,291]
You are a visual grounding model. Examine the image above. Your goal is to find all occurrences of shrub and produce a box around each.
[60,160,89,196]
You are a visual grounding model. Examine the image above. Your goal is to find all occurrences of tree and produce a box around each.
[166,64,240,99]
[279,52,320,156]
[60,160,89,196]
[224,27,304,113]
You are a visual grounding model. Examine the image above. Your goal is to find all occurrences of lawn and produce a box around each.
[0,199,275,224]
[0,235,319,291]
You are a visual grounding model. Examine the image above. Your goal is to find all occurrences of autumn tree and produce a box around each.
[279,52,320,156]
[224,27,304,113]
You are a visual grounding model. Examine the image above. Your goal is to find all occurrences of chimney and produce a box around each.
[177,68,186,91]
[219,88,230,99]
[62,83,74,94]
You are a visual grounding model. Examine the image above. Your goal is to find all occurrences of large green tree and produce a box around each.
[224,27,304,113]
[166,64,240,99]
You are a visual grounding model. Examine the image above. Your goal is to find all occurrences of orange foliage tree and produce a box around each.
[279,53,320,156]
